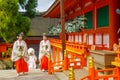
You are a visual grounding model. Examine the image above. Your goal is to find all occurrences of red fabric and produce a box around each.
[40,56,48,70]
[15,58,28,73]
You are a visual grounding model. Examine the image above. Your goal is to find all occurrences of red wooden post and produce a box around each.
[48,53,52,74]
[60,0,66,59]
[88,57,95,80]
[114,67,120,80]
[109,0,119,49]
[112,46,120,79]
[63,50,68,70]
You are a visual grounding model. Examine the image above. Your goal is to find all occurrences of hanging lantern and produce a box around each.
[116,8,120,15]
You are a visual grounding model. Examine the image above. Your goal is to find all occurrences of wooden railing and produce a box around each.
[0,43,12,59]
[80,76,90,80]
[81,57,120,80]
[48,38,89,74]
[81,45,120,80]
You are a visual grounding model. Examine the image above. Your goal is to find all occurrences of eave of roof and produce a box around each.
[42,0,98,19]
[42,0,60,18]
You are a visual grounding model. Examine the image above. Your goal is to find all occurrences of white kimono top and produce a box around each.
[39,40,51,60]
[11,40,29,62]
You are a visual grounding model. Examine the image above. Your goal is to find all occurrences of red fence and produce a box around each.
[81,44,120,80]
[0,44,12,59]
[48,38,89,74]
[81,57,120,80]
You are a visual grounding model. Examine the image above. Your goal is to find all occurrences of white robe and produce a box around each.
[11,40,29,62]
[28,55,37,69]
[27,48,37,69]
[39,40,51,60]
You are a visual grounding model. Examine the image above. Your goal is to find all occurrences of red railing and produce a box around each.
[48,38,89,74]
[81,45,120,80]
[0,43,12,59]
[81,75,90,80]
[81,67,120,80]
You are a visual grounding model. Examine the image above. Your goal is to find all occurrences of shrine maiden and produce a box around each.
[12,32,29,76]
[39,33,51,72]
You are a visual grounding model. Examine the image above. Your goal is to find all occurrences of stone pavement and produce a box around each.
[0,66,113,80]
[53,67,88,80]
[0,68,88,80]
[55,67,114,80]
[0,69,58,80]
[63,68,88,80]
[54,72,68,80]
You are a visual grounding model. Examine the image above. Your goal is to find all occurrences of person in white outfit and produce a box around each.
[27,48,37,69]
[12,32,29,76]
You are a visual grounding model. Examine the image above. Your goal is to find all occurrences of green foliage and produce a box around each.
[1,48,12,58]
[0,60,6,70]
[48,15,87,35]
[2,52,5,58]
[48,24,61,35]
[6,48,12,58]
[0,0,19,43]
[16,14,31,38]
[25,0,37,18]
[19,0,27,9]
[0,59,13,70]
[2,59,13,69]
[0,0,31,43]
[19,0,37,18]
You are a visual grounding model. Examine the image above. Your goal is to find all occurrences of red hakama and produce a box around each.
[40,56,48,70]
[15,58,28,73]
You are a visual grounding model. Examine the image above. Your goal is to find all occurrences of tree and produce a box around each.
[0,0,31,43]
[0,0,19,43]
[19,0,37,18]
[16,14,31,38]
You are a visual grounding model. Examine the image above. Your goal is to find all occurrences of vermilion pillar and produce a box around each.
[93,5,97,45]
[109,0,119,50]
[60,0,66,59]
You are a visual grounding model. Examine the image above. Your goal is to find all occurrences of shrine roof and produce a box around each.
[43,0,91,18]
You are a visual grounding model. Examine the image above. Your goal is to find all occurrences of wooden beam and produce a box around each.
[60,0,66,59]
